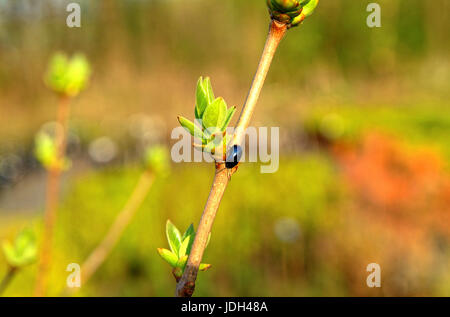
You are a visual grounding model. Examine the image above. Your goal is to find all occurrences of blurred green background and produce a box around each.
[1,0,450,296]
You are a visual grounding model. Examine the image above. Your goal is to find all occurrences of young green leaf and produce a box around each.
[182,224,195,255]
[166,220,182,256]
[197,136,224,156]
[64,54,91,97]
[178,236,190,258]
[195,77,208,119]
[195,106,201,120]
[44,53,69,94]
[221,106,236,131]
[44,52,91,97]
[34,132,57,169]
[203,77,215,105]
[2,241,16,267]
[300,0,319,18]
[157,248,179,267]
[1,229,37,268]
[176,255,188,270]
[195,77,215,119]
[202,97,227,132]
[178,116,207,142]
[199,263,211,272]
[181,224,195,242]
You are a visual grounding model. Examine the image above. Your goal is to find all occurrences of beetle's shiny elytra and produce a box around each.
[225,144,243,169]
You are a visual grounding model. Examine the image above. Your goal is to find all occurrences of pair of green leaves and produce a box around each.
[44,52,91,97]
[2,229,37,269]
[178,77,236,154]
[157,220,211,280]
[194,77,236,135]
[34,131,71,171]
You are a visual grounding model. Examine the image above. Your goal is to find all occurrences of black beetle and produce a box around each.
[225,144,243,169]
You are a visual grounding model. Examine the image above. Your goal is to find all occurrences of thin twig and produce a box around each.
[34,95,71,296]
[231,20,288,147]
[175,20,288,297]
[63,170,155,296]
[0,267,17,295]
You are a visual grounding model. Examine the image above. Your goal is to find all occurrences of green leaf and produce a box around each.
[182,224,195,255]
[202,97,227,133]
[195,77,208,119]
[1,229,37,268]
[199,263,211,272]
[34,132,72,171]
[204,77,215,105]
[301,0,319,17]
[176,255,188,269]
[181,224,195,242]
[34,132,57,169]
[193,135,225,157]
[178,236,190,258]
[166,220,182,256]
[178,116,207,142]
[64,54,91,97]
[195,77,215,119]
[221,106,236,131]
[2,241,16,266]
[44,53,69,93]
[195,106,201,120]
[157,248,178,267]
[44,52,91,97]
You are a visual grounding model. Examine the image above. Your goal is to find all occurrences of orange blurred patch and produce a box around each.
[333,132,450,231]
[324,132,450,295]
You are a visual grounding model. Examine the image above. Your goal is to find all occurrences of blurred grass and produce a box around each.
[1,155,343,296]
